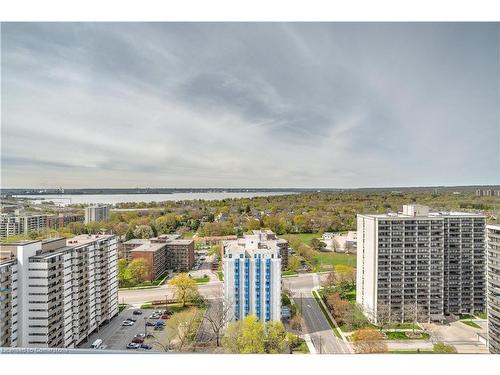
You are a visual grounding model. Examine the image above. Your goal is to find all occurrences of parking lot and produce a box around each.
[81,307,169,352]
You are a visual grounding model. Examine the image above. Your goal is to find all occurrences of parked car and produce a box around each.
[162,310,172,315]
[126,318,137,322]
[132,337,144,344]
[126,343,140,349]
[153,326,164,331]
[146,321,155,327]
[155,320,165,326]
[132,310,143,315]
[139,344,152,350]
[122,320,134,326]
[160,315,170,320]
[134,333,146,339]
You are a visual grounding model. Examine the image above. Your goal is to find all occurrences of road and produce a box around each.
[120,272,352,354]
[284,273,352,354]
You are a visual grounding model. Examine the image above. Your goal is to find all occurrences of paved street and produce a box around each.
[284,273,352,354]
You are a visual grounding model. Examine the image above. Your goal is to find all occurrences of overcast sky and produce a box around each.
[1,23,499,188]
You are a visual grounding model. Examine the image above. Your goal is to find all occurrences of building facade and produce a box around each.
[223,234,282,322]
[356,205,486,324]
[129,242,168,281]
[0,257,18,347]
[0,213,48,240]
[252,230,289,269]
[84,205,110,224]
[47,213,84,229]
[122,234,195,278]
[0,234,118,348]
[487,224,500,354]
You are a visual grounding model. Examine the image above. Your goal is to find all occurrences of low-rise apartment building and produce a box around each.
[222,234,282,322]
[487,224,500,354]
[129,242,168,280]
[121,234,194,280]
[47,212,84,229]
[0,234,118,348]
[0,212,48,240]
[357,204,486,324]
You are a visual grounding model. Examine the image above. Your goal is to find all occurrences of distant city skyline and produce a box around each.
[1,23,499,188]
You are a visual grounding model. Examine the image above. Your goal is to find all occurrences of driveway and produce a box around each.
[422,320,489,353]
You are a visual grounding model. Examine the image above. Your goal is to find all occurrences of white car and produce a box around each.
[122,320,134,326]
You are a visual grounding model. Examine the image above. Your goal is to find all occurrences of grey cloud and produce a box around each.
[1,22,499,188]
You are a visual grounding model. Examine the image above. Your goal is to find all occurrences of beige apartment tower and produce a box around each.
[357,205,486,324]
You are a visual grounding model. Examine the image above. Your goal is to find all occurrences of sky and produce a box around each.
[1,22,499,189]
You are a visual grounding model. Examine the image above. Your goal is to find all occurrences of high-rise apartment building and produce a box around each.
[357,205,485,324]
[0,213,48,240]
[487,224,500,354]
[0,234,118,348]
[84,205,110,224]
[222,233,282,322]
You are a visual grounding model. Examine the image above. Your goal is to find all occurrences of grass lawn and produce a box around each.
[118,304,128,313]
[182,231,195,239]
[282,270,298,277]
[385,331,430,340]
[296,233,322,245]
[312,252,356,270]
[459,314,475,320]
[193,276,209,283]
[475,312,487,319]
[461,320,481,329]
[217,271,224,281]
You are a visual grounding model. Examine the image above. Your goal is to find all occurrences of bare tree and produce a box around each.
[204,299,233,347]
[376,302,393,331]
[403,303,428,332]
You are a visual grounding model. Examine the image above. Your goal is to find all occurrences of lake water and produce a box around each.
[14,192,297,206]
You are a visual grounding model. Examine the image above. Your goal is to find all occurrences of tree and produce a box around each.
[265,321,288,354]
[376,302,393,331]
[155,214,179,234]
[403,303,428,331]
[117,258,132,287]
[311,238,327,251]
[290,315,304,332]
[124,227,135,241]
[433,342,457,353]
[133,225,154,239]
[334,265,356,286]
[169,273,198,307]
[352,328,388,353]
[323,271,337,290]
[287,256,301,272]
[204,300,232,347]
[221,320,243,353]
[167,307,203,351]
[111,222,129,237]
[222,315,266,354]
[127,258,150,283]
[326,292,352,324]
[238,316,266,354]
